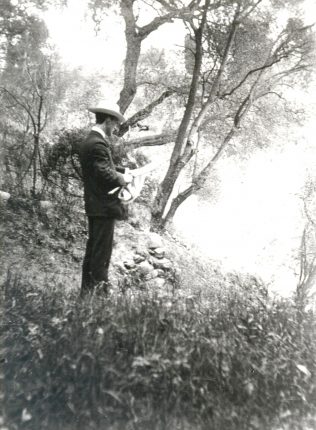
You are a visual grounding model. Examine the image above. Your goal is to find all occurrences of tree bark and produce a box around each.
[150,0,242,230]
[118,0,142,114]
[162,61,268,226]
[118,0,193,115]
[118,89,175,136]
[126,131,176,148]
[187,4,241,141]
[150,0,210,230]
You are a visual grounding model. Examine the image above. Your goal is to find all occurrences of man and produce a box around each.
[78,102,132,297]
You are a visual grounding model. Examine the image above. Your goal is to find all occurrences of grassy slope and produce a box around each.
[1,200,316,430]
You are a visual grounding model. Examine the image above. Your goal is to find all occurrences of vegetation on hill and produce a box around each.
[1,200,316,430]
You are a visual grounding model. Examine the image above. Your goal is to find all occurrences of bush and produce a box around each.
[1,273,316,430]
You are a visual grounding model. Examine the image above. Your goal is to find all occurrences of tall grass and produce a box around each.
[1,273,316,430]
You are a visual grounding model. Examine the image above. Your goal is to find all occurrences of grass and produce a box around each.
[1,272,316,430]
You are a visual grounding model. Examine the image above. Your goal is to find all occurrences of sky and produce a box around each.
[43,0,316,297]
[43,0,185,73]
[175,134,316,296]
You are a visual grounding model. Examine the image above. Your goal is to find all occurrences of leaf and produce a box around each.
[296,364,311,377]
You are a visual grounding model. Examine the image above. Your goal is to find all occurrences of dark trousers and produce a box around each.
[81,216,115,296]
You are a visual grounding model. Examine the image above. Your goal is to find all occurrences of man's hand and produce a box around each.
[122,172,133,184]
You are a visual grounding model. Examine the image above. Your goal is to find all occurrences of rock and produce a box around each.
[72,248,82,262]
[124,260,136,269]
[152,257,172,271]
[138,260,154,275]
[135,247,148,258]
[156,269,165,277]
[151,247,165,259]
[147,232,164,250]
[133,254,146,264]
[0,191,10,205]
[114,262,128,274]
[144,269,159,280]
[148,277,166,289]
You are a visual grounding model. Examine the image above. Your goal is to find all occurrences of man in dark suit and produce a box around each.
[78,103,132,297]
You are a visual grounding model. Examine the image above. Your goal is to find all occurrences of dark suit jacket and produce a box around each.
[78,130,127,218]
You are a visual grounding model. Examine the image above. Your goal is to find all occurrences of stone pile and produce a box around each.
[114,232,179,290]
[0,191,10,205]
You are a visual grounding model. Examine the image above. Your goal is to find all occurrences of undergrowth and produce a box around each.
[1,273,316,430]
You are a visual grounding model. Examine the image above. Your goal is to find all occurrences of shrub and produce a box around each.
[1,273,316,430]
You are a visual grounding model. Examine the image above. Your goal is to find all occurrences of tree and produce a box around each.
[0,1,72,195]
[151,1,315,229]
[88,0,314,230]
[296,178,316,309]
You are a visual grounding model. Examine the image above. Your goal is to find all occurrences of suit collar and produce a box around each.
[91,125,106,140]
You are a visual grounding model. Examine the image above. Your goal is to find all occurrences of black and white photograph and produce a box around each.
[0,0,315,429]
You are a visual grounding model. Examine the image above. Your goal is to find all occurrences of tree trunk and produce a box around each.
[126,131,176,148]
[162,83,261,226]
[150,0,242,230]
[150,1,209,230]
[32,135,39,196]
[118,90,175,136]
[118,34,142,114]
[118,0,178,115]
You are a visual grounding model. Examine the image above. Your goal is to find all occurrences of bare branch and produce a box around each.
[171,0,211,163]
[126,131,176,148]
[219,58,283,99]
[163,184,194,227]
[138,13,176,39]
[240,0,263,21]
[187,2,241,141]
[138,0,217,40]
[118,89,175,136]
[0,87,37,133]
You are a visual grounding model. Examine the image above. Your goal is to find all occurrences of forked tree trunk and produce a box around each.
[150,2,210,230]
[150,2,239,231]
[118,0,142,114]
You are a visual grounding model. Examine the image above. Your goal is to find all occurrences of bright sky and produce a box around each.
[175,138,316,296]
[43,0,184,74]
[43,0,316,297]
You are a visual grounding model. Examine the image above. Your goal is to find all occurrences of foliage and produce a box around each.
[2,194,85,251]
[41,126,155,205]
[102,0,315,228]
[1,271,316,430]
[0,0,104,196]
[295,178,316,309]
[41,128,85,201]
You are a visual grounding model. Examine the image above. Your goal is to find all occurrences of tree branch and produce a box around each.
[162,184,194,227]
[126,131,176,148]
[186,2,241,141]
[171,0,210,164]
[118,89,175,136]
[138,0,205,39]
[219,57,283,99]
[138,13,176,40]
[0,87,37,133]
[240,0,263,21]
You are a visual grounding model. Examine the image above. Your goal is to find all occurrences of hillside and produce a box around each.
[1,197,316,430]
[0,197,223,298]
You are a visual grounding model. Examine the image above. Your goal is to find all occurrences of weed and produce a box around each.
[1,273,316,430]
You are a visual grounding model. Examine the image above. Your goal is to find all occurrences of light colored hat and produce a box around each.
[88,102,126,124]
